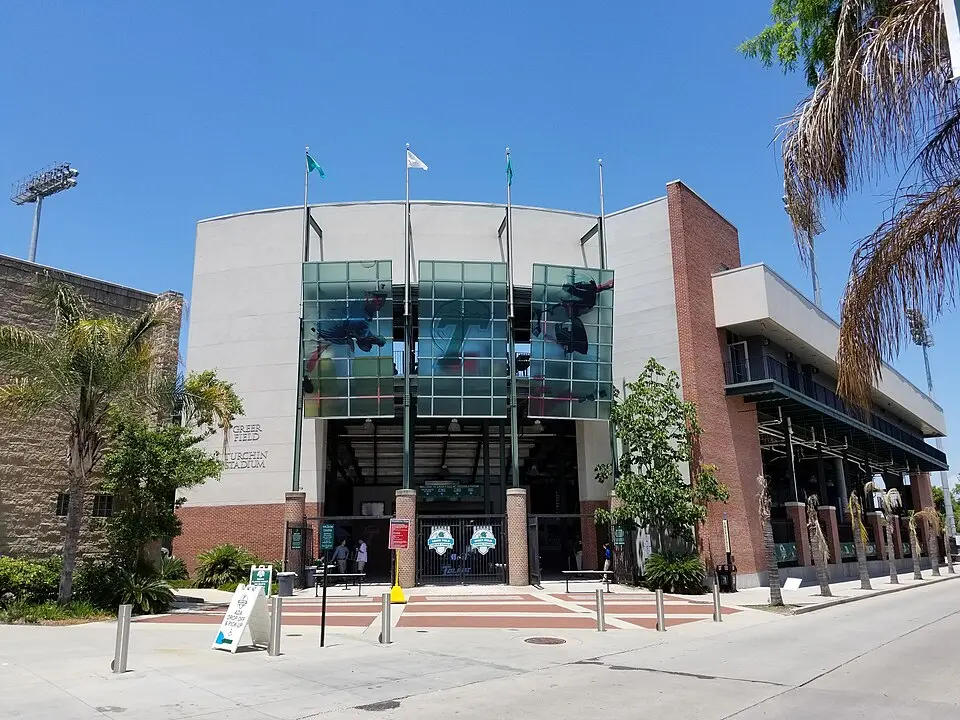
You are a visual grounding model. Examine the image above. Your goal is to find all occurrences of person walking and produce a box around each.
[356,539,368,575]
[602,542,613,574]
[332,540,349,574]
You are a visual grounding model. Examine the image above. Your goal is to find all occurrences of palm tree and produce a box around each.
[923,510,942,577]
[907,511,926,580]
[767,0,960,406]
[847,492,872,590]
[866,481,902,584]
[805,495,832,597]
[0,283,237,602]
[757,474,783,606]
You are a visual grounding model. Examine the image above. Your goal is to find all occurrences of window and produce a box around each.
[55,492,69,517]
[92,494,114,518]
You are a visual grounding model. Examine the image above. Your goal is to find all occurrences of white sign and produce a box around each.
[469,526,497,555]
[783,577,803,591]
[722,517,731,555]
[212,584,270,654]
[427,526,455,555]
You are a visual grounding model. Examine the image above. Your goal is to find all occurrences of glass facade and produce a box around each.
[301,260,395,418]
[528,264,615,420]
[417,260,509,418]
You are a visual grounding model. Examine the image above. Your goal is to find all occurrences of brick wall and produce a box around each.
[0,255,181,560]
[176,503,287,573]
[666,182,766,579]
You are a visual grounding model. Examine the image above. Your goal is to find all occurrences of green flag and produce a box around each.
[306,153,325,178]
[506,156,513,187]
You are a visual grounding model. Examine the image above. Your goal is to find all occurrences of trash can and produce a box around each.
[277,571,297,597]
[304,565,316,589]
[715,564,738,593]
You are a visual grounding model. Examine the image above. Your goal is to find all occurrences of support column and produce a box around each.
[506,487,529,586]
[284,491,307,587]
[817,506,842,565]
[891,515,904,559]
[867,511,886,559]
[395,489,417,588]
[785,502,812,566]
[579,504,602,571]
[783,416,799,502]
[835,457,849,523]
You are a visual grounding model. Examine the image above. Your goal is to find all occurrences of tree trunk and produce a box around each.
[852,518,871,590]
[809,525,832,597]
[763,517,783,606]
[885,519,898,584]
[926,521,941,577]
[909,524,922,580]
[58,433,93,604]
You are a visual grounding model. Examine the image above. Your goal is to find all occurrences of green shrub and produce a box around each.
[0,599,112,624]
[167,579,195,590]
[643,552,706,594]
[0,557,60,603]
[157,556,189,581]
[73,561,125,610]
[195,544,259,588]
[117,573,174,615]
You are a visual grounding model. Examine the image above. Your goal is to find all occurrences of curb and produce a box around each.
[790,572,960,615]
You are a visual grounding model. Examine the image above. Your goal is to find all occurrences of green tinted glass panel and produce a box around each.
[417,261,509,418]
[528,264,614,420]
[301,260,394,418]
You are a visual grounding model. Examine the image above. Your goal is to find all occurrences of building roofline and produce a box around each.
[198,199,600,225]
[606,196,667,218]
[0,254,163,301]
[666,180,738,232]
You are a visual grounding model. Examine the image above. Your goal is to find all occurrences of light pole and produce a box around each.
[10,163,79,263]
[906,308,955,543]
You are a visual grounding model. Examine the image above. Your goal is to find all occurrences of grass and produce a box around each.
[0,600,114,625]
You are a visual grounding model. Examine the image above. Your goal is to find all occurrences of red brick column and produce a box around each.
[579,500,606,571]
[785,502,812,566]
[891,515,904,559]
[394,489,417,588]
[817,506,842,565]
[867,512,886,559]
[506,488,529,586]
[284,491,306,586]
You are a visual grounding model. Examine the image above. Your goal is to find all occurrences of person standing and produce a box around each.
[332,540,348,574]
[603,542,613,574]
[356,539,368,575]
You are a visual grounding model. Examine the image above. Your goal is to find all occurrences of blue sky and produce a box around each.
[1,2,956,481]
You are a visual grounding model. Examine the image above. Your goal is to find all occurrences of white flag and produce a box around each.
[406,149,428,171]
[945,0,960,80]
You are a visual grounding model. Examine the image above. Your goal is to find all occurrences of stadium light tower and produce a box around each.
[10,163,79,263]
[906,308,955,545]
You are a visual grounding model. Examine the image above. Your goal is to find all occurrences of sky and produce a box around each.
[0,1,957,482]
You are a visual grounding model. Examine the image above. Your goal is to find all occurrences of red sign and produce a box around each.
[388,519,410,550]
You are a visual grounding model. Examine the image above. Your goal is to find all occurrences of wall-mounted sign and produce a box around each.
[427,526,455,555]
[469,526,496,555]
[320,523,335,551]
[223,450,268,470]
[232,424,262,442]
[419,484,482,501]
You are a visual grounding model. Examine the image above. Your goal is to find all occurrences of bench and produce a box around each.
[314,571,366,597]
[561,570,612,594]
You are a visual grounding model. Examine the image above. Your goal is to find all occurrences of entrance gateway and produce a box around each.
[417,515,507,585]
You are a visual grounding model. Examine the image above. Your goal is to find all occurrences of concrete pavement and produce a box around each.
[1,579,957,718]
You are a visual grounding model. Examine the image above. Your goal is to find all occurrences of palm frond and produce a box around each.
[119,295,181,360]
[917,104,960,182]
[848,492,869,544]
[0,325,57,376]
[836,179,960,406]
[0,378,57,419]
[914,507,941,531]
[42,281,90,330]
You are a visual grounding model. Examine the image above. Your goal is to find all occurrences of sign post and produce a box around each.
[249,564,273,596]
[388,519,410,604]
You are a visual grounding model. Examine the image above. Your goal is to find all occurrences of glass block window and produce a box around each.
[301,260,395,418]
[417,261,509,418]
[529,264,615,420]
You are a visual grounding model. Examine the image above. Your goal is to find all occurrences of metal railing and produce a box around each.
[392,344,530,378]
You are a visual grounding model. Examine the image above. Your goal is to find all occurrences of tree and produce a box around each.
[595,358,729,550]
[743,1,960,408]
[757,474,784,606]
[0,284,180,602]
[806,495,833,596]
[101,420,224,572]
[847,492,872,590]
[866,481,901,584]
[932,486,960,533]
[907,510,927,579]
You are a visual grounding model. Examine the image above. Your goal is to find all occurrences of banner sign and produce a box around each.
[248,564,273,596]
[301,260,394,418]
[528,264,614,420]
[417,260,510,418]
[212,584,270,653]
[388,519,410,550]
[945,0,960,80]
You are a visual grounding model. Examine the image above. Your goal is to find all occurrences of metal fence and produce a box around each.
[417,515,507,585]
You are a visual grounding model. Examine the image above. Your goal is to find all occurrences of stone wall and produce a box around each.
[0,255,181,560]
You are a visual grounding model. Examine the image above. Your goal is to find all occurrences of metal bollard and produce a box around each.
[380,592,392,644]
[595,588,606,632]
[655,589,666,632]
[112,604,132,673]
[268,596,283,656]
[712,582,722,622]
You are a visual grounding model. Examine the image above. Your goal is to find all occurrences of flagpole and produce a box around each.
[403,144,413,491]
[505,148,520,488]
[291,147,310,493]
